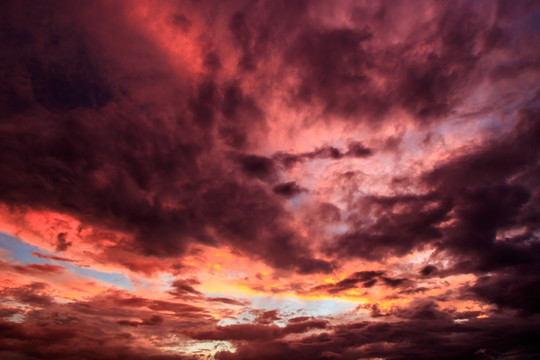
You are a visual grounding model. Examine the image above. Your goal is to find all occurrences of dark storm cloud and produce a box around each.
[0,290,203,360]
[0,0,332,274]
[197,181,334,273]
[462,264,540,315]
[303,145,344,160]
[221,0,503,124]
[171,13,192,33]
[1,0,540,358]
[311,271,413,295]
[32,252,76,263]
[214,312,540,360]
[272,182,305,197]
[280,1,509,123]
[312,271,382,294]
[55,232,72,252]
[285,26,376,119]
[254,310,280,325]
[393,300,452,321]
[206,297,246,306]
[2,0,534,277]
[237,154,276,181]
[422,100,540,313]
[186,319,327,342]
[28,47,114,112]
[394,3,488,121]
[0,2,114,114]
[272,142,373,169]
[11,263,65,275]
[420,265,438,276]
[296,257,336,275]
[345,141,373,157]
[398,287,430,296]
[169,279,203,297]
[0,282,55,307]
[325,193,452,260]
[219,83,265,149]
[324,97,540,311]
[226,0,309,73]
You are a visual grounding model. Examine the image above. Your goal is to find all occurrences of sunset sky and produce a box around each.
[1,1,540,359]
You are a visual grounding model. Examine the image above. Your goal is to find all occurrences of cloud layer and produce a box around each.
[1,0,540,359]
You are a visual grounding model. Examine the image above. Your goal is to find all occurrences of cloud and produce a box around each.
[0,0,332,272]
[1,282,55,307]
[117,315,164,327]
[311,271,414,295]
[186,319,327,342]
[272,182,306,197]
[11,263,66,275]
[312,271,383,294]
[464,265,540,315]
[1,0,540,359]
[169,279,203,297]
[214,312,540,360]
[55,232,72,252]
[273,142,374,169]
[325,193,452,260]
[31,252,76,263]
[420,265,437,276]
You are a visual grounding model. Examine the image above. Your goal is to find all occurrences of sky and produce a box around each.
[0,0,540,359]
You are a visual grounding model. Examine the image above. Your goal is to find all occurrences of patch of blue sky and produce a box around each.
[215,293,356,326]
[159,273,177,292]
[477,116,514,135]
[217,311,256,326]
[429,114,513,147]
[400,128,425,157]
[429,118,465,140]
[249,295,355,317]
[0,232,45,264]
[9,313,25,323]
[69,265,133,290]
[0,232,133,290]
[161,273,175,284]
[323,223,349,241]
[290,193,305,208]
